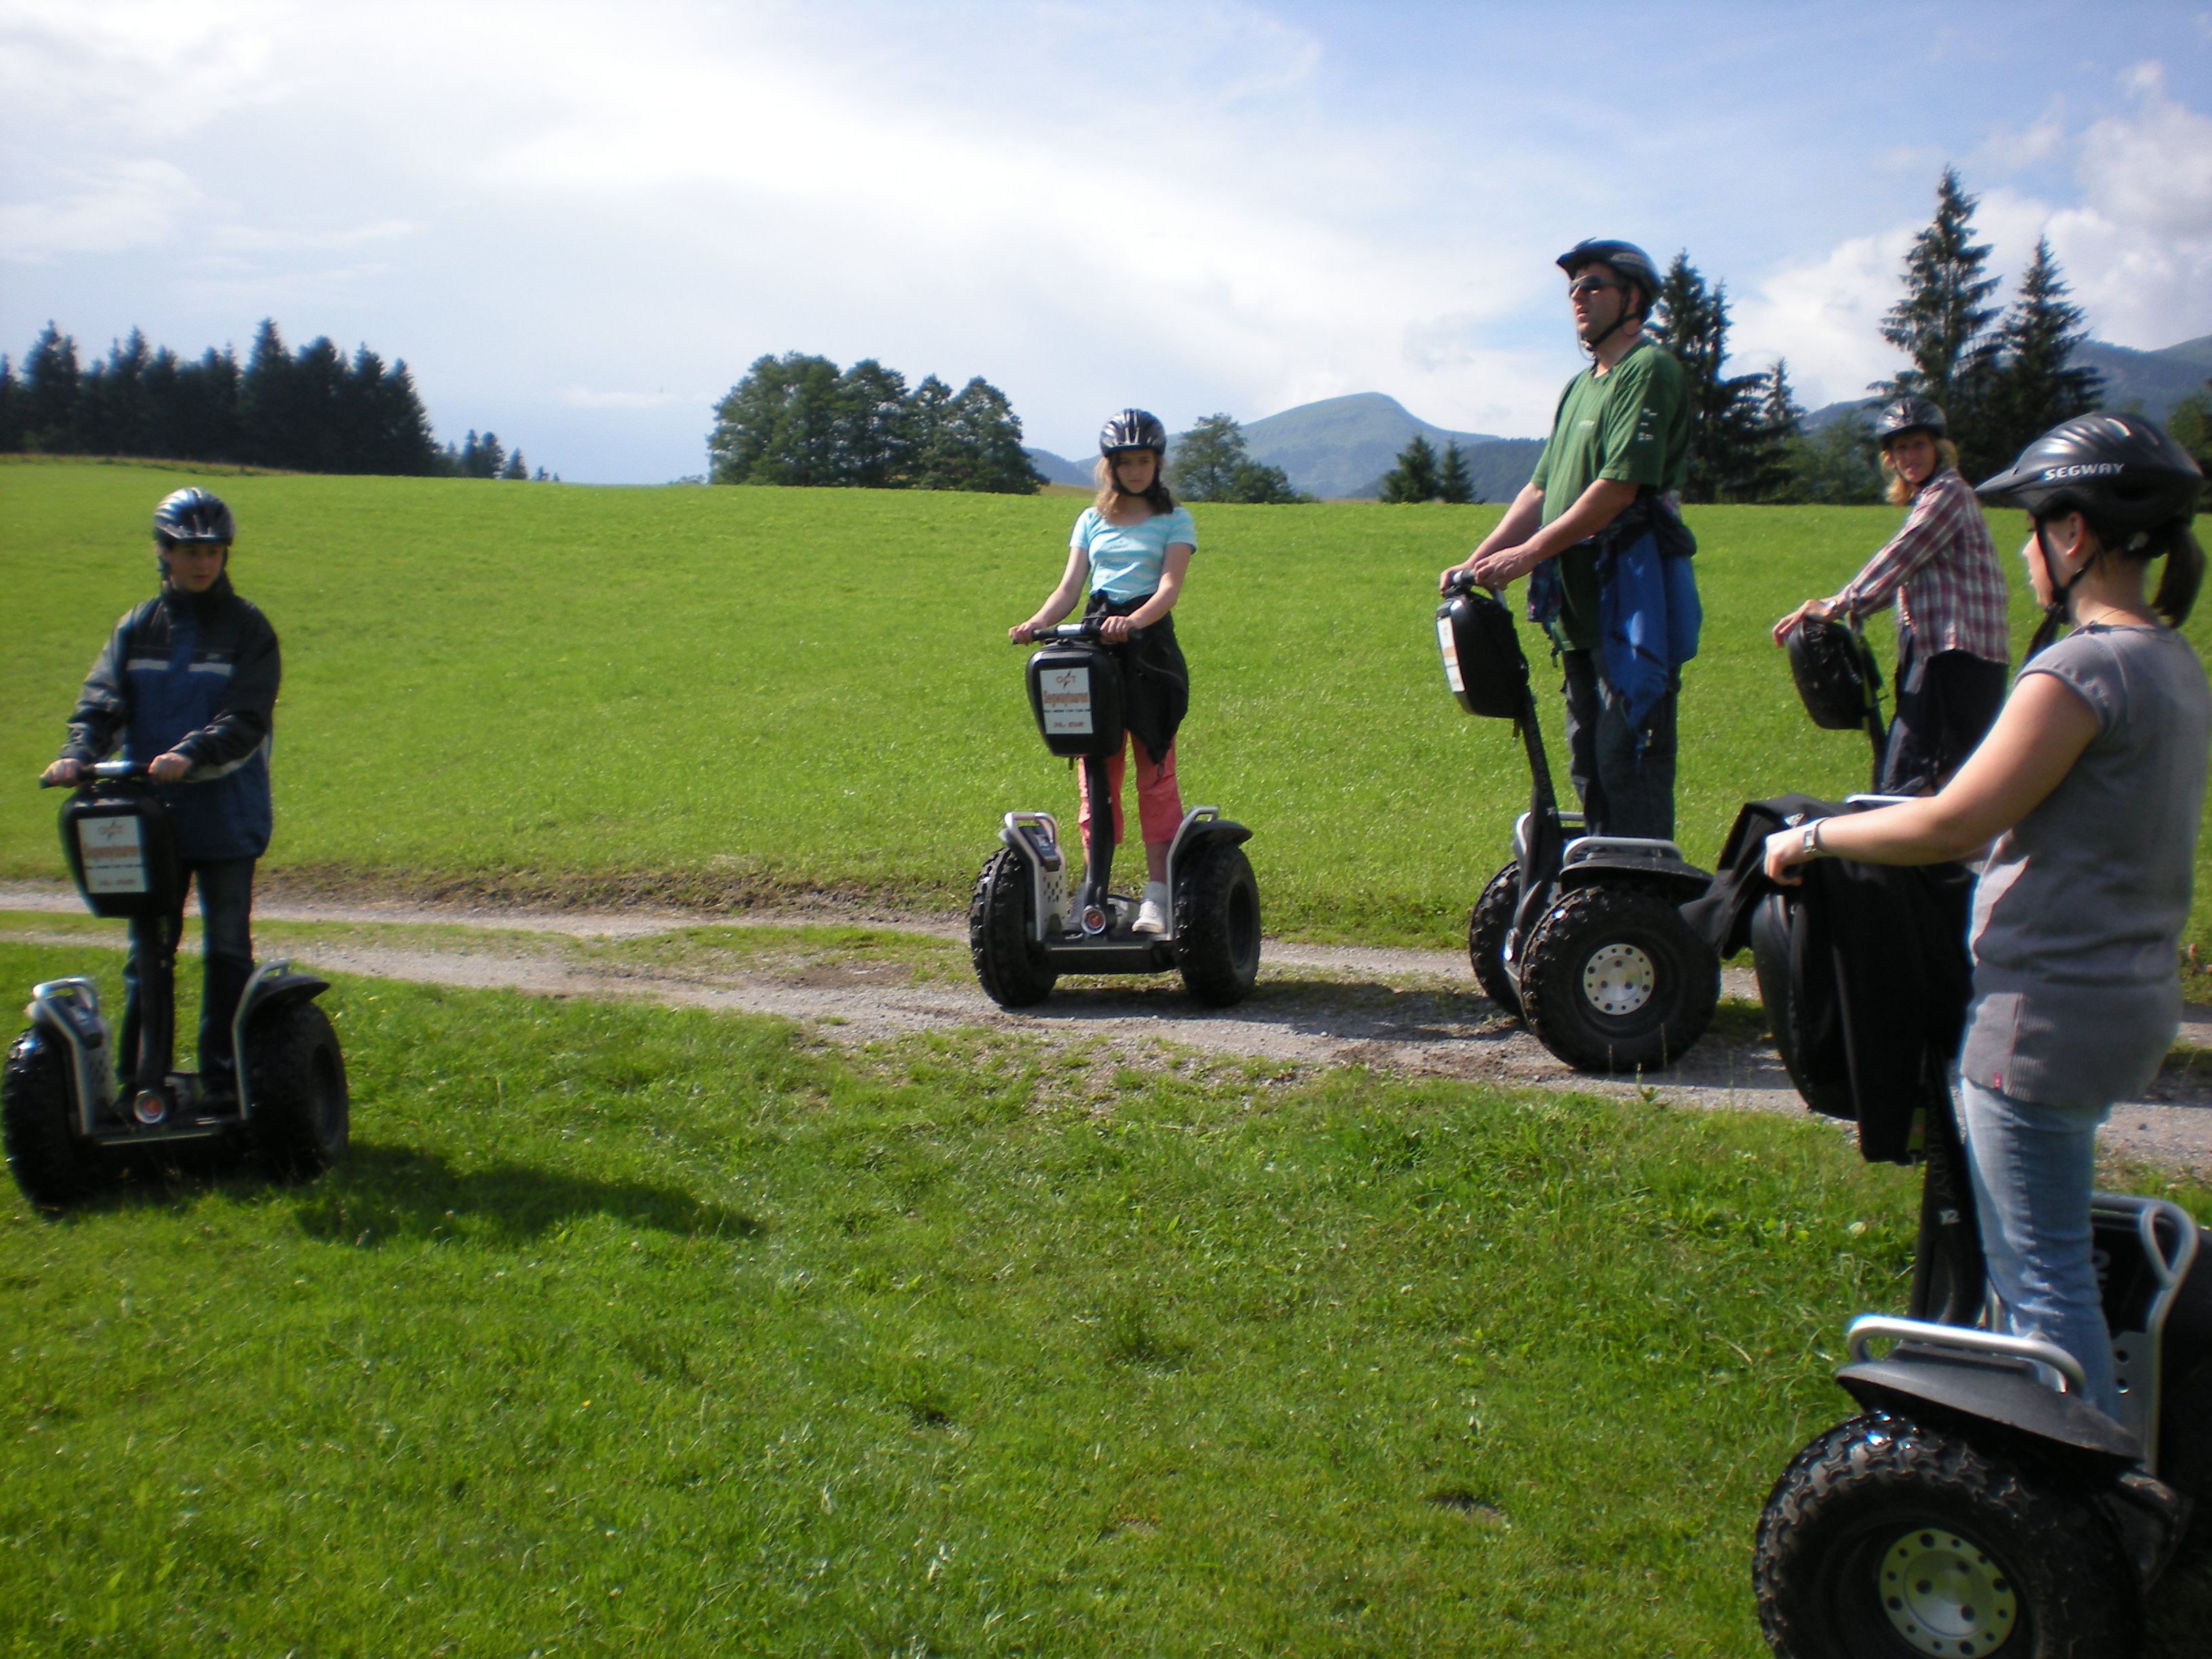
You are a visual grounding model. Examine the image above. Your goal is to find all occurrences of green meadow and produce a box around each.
[3,933,2204,1656]
[11,457,2181,949]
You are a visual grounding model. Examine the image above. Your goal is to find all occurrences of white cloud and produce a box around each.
[0,158,201,258]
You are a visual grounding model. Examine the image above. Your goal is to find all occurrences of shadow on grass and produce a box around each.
[288,1143,761,1247]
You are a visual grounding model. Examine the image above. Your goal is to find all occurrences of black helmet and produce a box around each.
[1975,412,2203,549]
[1875,397,1946,445]
[152,487,235,546]
[1785,615,1884,732]
[1555,239,1660,312]
[1099,408,1167,455]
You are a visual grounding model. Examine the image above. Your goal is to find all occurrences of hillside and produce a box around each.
[1231,392,1537,501]
[1805,331,2212,430]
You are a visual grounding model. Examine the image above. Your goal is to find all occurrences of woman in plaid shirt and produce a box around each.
[1772,398,2010,793]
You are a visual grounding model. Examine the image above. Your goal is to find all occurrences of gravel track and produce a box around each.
[4,880,2207,1175]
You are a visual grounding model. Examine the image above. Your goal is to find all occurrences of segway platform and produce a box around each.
[970,621,1261,1008]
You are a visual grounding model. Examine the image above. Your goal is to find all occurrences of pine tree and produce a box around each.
[1980,238,2103,478]
[0,356,20,453]
[1435,442,1477,505]
[1379,434,1441,502]
[1745,360,1804,503]
[1877,168,2002,441]
[1650,253,1767,501]
[21,323,81,451]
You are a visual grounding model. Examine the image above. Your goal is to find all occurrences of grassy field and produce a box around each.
[13,456,2184,951]
[4,934,2205,1656]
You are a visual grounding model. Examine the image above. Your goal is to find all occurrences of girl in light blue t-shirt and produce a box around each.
[1010,408,1196,935]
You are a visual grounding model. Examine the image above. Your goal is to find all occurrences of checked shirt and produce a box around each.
[1832,467,2009,663]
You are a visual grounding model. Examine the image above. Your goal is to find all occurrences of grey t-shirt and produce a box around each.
[1961,623,2211,1107]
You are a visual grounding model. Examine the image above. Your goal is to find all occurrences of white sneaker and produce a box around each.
[1134,882,1169,935]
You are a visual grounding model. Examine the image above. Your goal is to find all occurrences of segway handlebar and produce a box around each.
[1015,620,1107,644]
[39,760,149,789]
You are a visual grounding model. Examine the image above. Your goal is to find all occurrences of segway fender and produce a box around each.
[997,813,1067,942]
[233,962,331,1124]
[1835,1349,2142,1469]
[26,979,111,1136]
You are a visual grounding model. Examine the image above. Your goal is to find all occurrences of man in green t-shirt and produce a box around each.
[1440,239,1694,840]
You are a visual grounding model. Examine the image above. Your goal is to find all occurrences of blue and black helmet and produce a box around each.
[152,487,235,546]
[1099,409,1168,456]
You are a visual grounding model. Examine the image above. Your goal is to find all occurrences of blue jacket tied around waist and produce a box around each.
[1528,499,1700,757]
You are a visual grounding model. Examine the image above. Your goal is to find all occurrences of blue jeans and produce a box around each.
[1957,1078,2116,1416]
[121,857,256,1086]
[1560,649,1677,841]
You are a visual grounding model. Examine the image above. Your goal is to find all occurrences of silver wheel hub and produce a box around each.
[1578,943,1654,1016]
[1878,1528,2018,1655]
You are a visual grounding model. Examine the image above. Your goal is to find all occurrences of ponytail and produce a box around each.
[2152,523,2204,628]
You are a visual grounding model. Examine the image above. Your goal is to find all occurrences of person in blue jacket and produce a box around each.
[41,489,281,1098]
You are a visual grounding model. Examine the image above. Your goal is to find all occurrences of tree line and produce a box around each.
[0,320,550,480]
[708,353,1043,493]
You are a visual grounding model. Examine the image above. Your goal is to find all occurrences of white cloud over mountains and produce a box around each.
[3,1,2209,478]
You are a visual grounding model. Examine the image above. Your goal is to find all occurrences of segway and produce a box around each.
[1437,573,1717,1071]
[1785,614,1889,790]
[1,762,348,1209]
[1733,818,2212,1656]
[969,619,1261,1008]
[1751,1118,2209,1656]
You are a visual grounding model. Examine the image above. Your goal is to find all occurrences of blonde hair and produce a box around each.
[1881,435,1960,506]
[1092,452,1176,517]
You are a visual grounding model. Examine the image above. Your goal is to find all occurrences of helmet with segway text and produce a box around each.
[1555,239,1661,313]
[1975,412,2203,548]
[1874,396,1946,445]
[1099,408,1168,455]
[151,487,235,546]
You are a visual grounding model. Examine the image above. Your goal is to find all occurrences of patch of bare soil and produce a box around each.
[3,880,2206,1176]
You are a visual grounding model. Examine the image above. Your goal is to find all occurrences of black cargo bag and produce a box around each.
[1436,586,1533,720]
[59,783,182,920]
[1026,642,1127,759]
[1786,615,1884,733]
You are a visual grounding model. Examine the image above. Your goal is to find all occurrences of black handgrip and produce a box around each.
[39,760,146,788]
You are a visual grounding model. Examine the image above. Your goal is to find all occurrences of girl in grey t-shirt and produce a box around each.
[1763,413,2207,1416]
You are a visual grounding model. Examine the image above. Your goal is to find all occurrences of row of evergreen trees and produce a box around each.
[0,320,548,479]
[708,353,1042,493]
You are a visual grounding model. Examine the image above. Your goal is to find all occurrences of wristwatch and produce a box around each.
[1800,821,1824,857]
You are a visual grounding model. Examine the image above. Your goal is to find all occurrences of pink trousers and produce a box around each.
[1076,737,1183,846]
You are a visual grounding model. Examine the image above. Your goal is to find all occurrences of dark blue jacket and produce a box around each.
[62,576,281,861]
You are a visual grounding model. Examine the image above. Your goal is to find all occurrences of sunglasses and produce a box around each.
[1568,275,1623,298]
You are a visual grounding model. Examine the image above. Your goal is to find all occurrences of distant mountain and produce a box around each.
[2076,334,2212,419]
[1804,333,2212,432]
[1196,392,1538,501]
[1024,447,1094,487]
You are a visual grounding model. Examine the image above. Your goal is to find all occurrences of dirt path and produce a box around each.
[5,880,2207,1176]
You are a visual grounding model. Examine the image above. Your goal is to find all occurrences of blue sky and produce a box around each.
[5,0,2209,482]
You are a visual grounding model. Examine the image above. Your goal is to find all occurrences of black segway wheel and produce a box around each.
[1517,883,1716,1072]
[1467,859,1522,1017]
[1753,1412,2137,1659]
[2,1028,96,1209]
[1175,842,1261,1007]
[245,1000,349,1181]
[969,848,1059,1008]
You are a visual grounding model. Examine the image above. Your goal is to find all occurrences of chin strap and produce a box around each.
[2024,520,2099,662]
